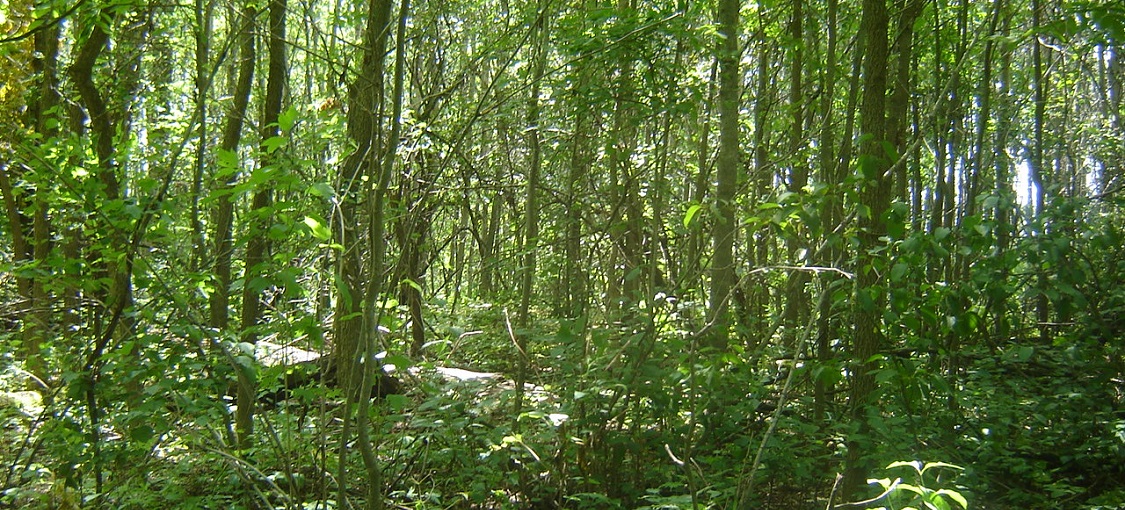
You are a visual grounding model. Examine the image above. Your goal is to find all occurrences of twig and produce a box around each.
[825,473,843,510]
[503,308,527,360]
[746,265,855,279]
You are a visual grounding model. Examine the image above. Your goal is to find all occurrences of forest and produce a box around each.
[1,0,1124,507]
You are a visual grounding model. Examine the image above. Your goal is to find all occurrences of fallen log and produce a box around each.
[247,341,403,406]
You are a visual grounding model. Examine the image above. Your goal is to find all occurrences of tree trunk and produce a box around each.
[68,7,150,492]
[515,0,547,420]
[564,63,593,319]
[191,0,215,271]
[991,9,1015,340]
[685,60,716,298]
[235,0,285,449]
[709,0,741,351]
[813,0,841,426]
[334,0,393,505]
[355,2,409,507]
[209,4,255,331]
[0,18,60,383]
[747,10,775,345]
[782,0,808,338]
[1030,0,1050,341]
[842,0,890,497]
[335,0,392,401]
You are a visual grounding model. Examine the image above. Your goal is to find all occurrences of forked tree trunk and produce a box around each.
[235,0,286,449]
[334,0,394,505]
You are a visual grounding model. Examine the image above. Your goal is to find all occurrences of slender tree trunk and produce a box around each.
[966,2,1003,221]
[69,6,153,492]
[653,37,685,299]
[191,0,214,271]
[564,66,592,319]
[355,1,409,505]
[393,32,448,357]
[748,10,775,344]
[843,0,890,497]
[709,0,741,351]
[480,183,503,297]
[0,19,61,383]
[70,11,133,338]
[782,0,808,336]
[206,6,254,448]
[32,24,61,366]
[335,0,392,400]
[604,0,639,317]
[619,13,644,312]
[516,1,547,420]
[813,0,840,426]
[991,9,1015,340]
[929,1,948,239]
[685,60,716,297]
[1030,0,1050,341]
[209,4,255,331]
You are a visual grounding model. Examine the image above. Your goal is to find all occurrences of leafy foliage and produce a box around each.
[1,0,1124,508]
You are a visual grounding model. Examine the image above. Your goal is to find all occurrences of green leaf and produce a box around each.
[383,354,412,370]
[247,276,270,293]
[279,105,299,132]
[262,135,287,153]
[935,489,968,509]
[128,424,156,443]
[520,411,547,421]
[887,214,906,239]
[895,481,922,493]
[891,262,909,282]
[870,477,896,490]
[303,215,332,241]
[683,204,703,228]
[275,267,303,296]
[881,140,900,162]
[216,148,239,176]
[385,393,410,412]
[402,278,423,292]
[857,286,877,311]
[308,182,335,200]
[928,494,953,510]
[888,460,924,472]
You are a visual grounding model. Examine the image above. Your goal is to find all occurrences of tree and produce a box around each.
[842,0,891,496]
[709,0,741,351]
[514,0,548,420]
[208,1,256,446]
[334,0,392,401]
[0,0,59,383]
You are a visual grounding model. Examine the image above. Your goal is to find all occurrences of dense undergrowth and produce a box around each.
[2,294,1122,509]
